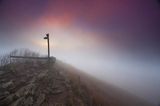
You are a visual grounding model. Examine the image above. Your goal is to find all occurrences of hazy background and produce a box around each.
[0,0,160,105]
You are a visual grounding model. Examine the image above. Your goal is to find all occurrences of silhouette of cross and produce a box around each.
[44,33,50,58]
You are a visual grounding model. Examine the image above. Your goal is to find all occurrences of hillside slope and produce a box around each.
[0,60,153,106]
[56,60,154,106]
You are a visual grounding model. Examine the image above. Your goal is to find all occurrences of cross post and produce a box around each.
[44,33,50,59]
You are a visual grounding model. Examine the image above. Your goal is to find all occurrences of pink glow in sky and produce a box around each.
[0,0,160,104]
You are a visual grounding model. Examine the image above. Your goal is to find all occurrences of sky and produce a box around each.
[0,0,160,105]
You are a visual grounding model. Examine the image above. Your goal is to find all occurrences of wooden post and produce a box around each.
[44,33,51,69]
[47,34,50,59]
[44,33,50,59]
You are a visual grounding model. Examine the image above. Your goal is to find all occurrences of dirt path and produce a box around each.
[0,61,91,106]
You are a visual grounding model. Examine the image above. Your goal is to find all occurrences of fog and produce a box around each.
[0,0,160,105]
[54,49,160,105]
[1,39,160,105]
